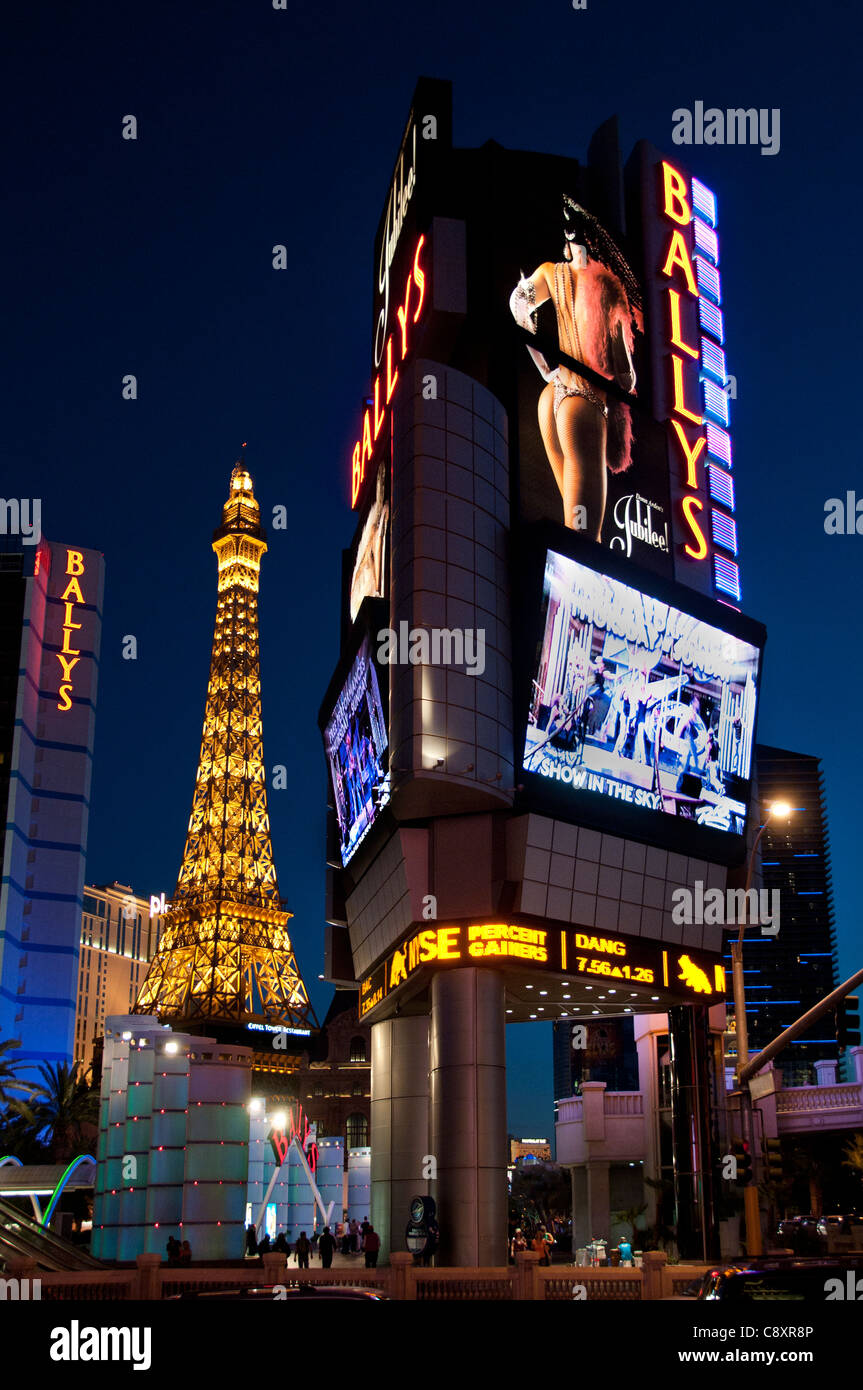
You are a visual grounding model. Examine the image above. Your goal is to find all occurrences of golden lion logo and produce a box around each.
[677,955,712,995]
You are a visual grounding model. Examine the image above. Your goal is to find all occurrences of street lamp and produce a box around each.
[731,799,791,1254]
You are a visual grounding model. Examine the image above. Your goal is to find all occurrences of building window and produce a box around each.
[349,1036,367,1063]
[346,1113,368,1149]
[314,1084,324,1097]
[352,1082,364,1096]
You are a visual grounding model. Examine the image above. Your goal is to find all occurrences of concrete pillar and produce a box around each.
[851,1047,863,1086]
[572,1165,589,1256]
[815,1059,838,1086]
[370,1014,429,1263]
[586,1160,610,1246]
[429,968,507,1267]
[134,1252,162,1300]
[389,1250,414,1300]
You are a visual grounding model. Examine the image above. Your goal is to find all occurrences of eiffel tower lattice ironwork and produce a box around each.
[136,458,316,1030]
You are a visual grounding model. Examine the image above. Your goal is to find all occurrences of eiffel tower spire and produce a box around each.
[136,456,316,1029]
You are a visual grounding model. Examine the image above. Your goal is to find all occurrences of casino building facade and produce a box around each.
[0,539,104,1071]
[320,81,766,1266]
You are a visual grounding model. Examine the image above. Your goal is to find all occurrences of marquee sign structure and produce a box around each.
[359,919,726,1022]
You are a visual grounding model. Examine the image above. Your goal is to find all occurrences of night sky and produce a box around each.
[6,0,861,1138]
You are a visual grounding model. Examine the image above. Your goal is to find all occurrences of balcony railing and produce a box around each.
[776,1083,863,1114]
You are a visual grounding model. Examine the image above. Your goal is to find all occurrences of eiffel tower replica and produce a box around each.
[136,454,317,1068]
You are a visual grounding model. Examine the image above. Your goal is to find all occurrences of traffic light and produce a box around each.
[732,1138,753,1185]
[836,996,861,1049]
[764,1137,783,1183]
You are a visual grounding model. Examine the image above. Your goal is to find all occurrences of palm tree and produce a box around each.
[0,1036,37,1109]
[842,1132,863,1183]
[613,1203,648,1242]
[26,1061,99,1162]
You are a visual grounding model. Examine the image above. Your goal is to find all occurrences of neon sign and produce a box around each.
[351,234,428,508]
[658,163,739,601]
[358,920,726,1019]
[56,549,87,711]
[268,1103,318,1174]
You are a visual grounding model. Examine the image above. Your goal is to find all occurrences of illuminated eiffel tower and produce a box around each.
[136,456,316,1035]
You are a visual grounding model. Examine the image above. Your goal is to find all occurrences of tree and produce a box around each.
[25,1061,99,1162]
[510,1164,571,1233]
[0,1036,36,1109]
[842,1132,863,1184]
[612,1203,647,1242]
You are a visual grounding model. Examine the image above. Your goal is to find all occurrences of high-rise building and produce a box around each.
[135,459,316,1075]
[553,1015,640,1108]
[0,538,104,1071]
[74,882,164,1073]
[724,744,839,1086]
[320,80,767,1265]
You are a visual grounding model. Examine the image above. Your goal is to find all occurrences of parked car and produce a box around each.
[776,1216,823,1254]
[698,1255,863,1301]
[816,1214,863,1241]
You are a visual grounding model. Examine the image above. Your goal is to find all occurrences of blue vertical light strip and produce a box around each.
[692,175,740,602]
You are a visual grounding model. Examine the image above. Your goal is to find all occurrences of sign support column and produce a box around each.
[429,968,507,1267]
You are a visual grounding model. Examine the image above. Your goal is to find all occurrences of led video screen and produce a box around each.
[523,549,760,836]
[322,635,390,866]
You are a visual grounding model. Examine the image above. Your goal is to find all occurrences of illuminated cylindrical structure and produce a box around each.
[180,1041,252,1260]
[143,1033,194,1254]
[116,1032,156,1261]
[92,1015,164,1260]
[370,1015,429,1260]
[429,969,507,1267]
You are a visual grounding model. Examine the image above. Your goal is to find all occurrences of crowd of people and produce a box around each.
[508,1222,559,1265]
[507,1221,637,1267]
[244,1218,381,1268]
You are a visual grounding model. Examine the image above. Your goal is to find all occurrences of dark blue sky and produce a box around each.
[6,0,861,1137]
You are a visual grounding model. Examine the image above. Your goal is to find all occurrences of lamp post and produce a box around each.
[730,799,791,1255]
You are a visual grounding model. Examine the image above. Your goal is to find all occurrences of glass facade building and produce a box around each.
[724,744,839,1086]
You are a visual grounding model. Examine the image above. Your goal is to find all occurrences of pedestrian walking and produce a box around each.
[510,1228,528,1261]
[295,1231,311,1270]
[318,1225,336,1269]
[363,1224,380,1268]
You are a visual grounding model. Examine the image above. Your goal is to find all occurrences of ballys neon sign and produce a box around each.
[268,1103,318,1174]
[351,233,427,508]
[659,162,709,563]
[374,118,417,371]
[56,549,87,711]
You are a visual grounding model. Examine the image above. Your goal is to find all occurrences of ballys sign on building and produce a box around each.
[55,548,89,711]
[350,77,452,512]
[351,234,428,508]
[645,155,741,604]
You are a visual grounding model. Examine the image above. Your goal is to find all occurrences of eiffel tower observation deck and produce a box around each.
[136,456,317,1044]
